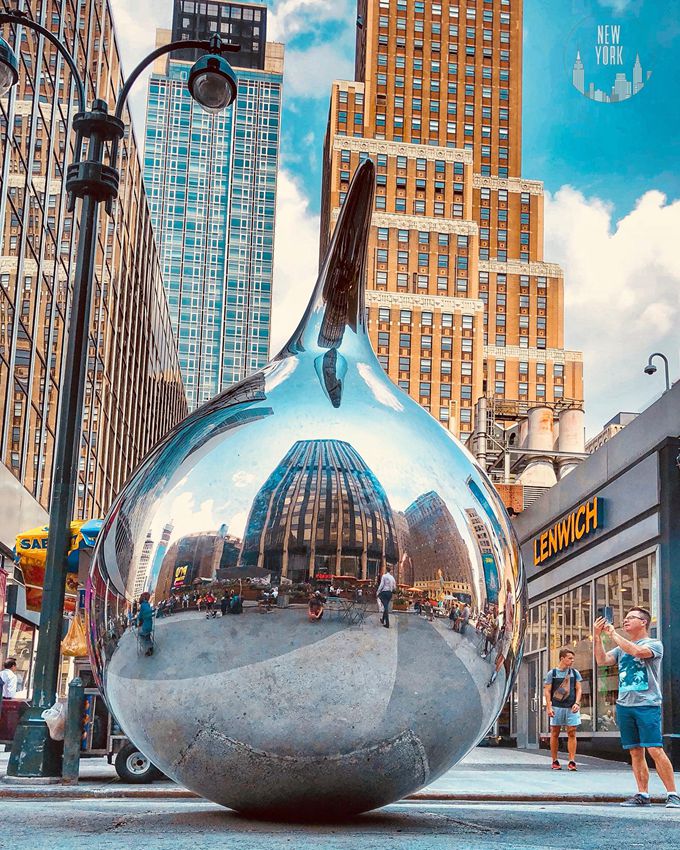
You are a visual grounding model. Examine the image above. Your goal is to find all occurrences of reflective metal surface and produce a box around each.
[87,160,526,817]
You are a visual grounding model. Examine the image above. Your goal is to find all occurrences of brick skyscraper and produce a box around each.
[321,0,583,440]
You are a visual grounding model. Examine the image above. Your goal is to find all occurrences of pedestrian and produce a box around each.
[0,658,18,719]
[220,593,229,616]
[448,606,458,630]
[136,592,155,657]
[594,608,680,808]
[487,582,514,687]
[460,603,471,635]
[308,593,324,622]
[544,647,582,771]
[377,566,396,628]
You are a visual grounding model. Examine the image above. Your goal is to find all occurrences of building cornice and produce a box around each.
[333,80,365,93]
[332,135,473,164]
[484,345,583,363]
[331,208,478,235]
[479,259,563,277]
[473,175,544,195]
[366,289,484,313]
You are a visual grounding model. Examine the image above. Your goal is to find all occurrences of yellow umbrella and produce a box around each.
[14,520,99,613]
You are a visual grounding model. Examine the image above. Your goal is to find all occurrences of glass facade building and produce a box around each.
[144,1,283,410]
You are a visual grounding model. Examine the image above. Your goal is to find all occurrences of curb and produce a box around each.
[0,786,667,805]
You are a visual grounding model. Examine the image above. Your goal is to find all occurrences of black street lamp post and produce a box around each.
[0,8,238,778]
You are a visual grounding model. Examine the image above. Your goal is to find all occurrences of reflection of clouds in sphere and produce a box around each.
[87,162,525,818]
[232,470,256,489]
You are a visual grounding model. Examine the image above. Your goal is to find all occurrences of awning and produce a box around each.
[14,519,103,613]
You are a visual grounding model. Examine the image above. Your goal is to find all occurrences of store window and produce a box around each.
[594,553,657,732]
[4,618,36,699]
[548,584,594,732]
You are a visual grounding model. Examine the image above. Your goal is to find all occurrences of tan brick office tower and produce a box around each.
[321,0,583,441]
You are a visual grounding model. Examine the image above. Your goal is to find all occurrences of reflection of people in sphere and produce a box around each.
[137,592,154,657]
[308,594,324,622]
[487,581,514,687]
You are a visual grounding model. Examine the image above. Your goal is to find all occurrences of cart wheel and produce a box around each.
[114,742,161,783]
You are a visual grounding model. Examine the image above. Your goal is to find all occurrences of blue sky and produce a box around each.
[112,0,680,436]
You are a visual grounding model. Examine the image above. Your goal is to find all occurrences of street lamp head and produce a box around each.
[187,53,237,114]
[644,364,657,376]
[0,36,19,97]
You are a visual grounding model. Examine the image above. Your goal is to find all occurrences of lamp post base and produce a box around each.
[6,708,63,778]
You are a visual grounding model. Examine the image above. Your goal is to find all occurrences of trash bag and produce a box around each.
[41,699,67,741]
[61,612,88,657]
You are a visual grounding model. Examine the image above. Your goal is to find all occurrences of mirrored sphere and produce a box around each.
[87,161,526,817]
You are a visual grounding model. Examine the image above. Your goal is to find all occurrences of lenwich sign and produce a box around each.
[533,497,603,567]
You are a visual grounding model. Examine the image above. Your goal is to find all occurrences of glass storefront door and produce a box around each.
[526,655,540,747]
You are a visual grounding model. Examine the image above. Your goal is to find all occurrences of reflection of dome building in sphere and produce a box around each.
[239,439,398,582]
[404,491,472,586]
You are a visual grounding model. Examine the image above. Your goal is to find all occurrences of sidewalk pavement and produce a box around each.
[1,745,678,804]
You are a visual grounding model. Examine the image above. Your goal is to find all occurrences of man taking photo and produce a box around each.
[594,607,680,808]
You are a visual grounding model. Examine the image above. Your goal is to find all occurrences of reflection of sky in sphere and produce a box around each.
[145,359,490,562]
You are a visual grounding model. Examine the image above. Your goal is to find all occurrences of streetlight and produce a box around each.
[0,8,239,779]
[643,352,671,393]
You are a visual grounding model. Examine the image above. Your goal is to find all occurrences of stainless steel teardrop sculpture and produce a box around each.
[87,160,526,817]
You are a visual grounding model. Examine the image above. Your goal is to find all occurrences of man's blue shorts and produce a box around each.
[616,704,663,750]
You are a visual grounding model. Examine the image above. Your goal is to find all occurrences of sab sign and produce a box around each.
[533,497,603,567]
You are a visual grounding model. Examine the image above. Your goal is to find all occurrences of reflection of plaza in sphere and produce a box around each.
[103,601,511,816]
[87,161,525,817]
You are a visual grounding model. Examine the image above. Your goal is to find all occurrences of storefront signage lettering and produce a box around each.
[533,497,603,567]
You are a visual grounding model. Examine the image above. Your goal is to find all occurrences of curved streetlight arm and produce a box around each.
[647,352,670,392]
[0,11,86,112]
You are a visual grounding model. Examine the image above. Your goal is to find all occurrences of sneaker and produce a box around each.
[568,761,577,772]
[551,760,561,770]
[620,794,651,807]
[666,793,680,808]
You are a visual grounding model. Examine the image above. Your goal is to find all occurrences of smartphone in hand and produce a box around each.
[597,606,613,624]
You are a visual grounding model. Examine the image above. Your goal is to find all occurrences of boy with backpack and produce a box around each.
[544,647,582,771]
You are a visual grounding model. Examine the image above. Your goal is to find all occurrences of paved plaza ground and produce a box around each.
[1,797,678,850]
[2,744,678,803]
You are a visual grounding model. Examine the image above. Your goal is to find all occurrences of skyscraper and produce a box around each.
[632,54,643,95]
[321,0,583,441]
[144,1,284,410]
[0,0,187,560]
[572,51,584,94]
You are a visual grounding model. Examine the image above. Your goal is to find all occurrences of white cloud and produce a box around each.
[285,42,354,98]
[268,0,354,41]
[109,0,171,137]
[270,170,321,355]
[597,0,634,12]
[544,187,680,436]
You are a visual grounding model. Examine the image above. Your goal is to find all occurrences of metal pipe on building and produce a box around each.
[475,397,488,470]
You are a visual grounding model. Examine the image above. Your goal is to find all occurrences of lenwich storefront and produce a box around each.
[512,386,680,766]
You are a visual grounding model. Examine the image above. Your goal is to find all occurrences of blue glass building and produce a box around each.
[144,1,283,409]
